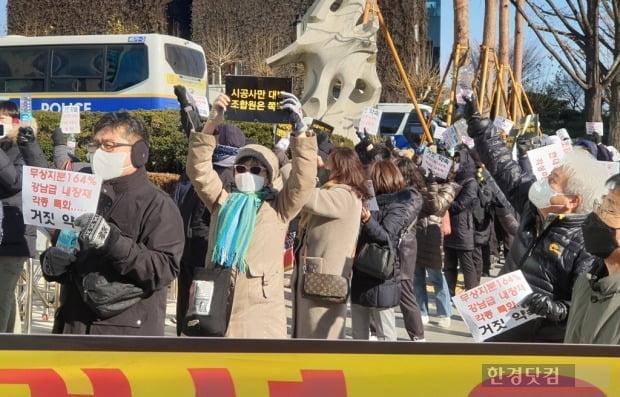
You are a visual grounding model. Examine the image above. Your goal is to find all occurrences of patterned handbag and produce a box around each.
[301,251,349,304]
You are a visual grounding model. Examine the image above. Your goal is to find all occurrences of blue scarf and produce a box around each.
[211,191,266,272]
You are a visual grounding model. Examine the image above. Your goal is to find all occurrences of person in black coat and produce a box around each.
[395,158,425,340]
[467,107,609,342]
[41,112,184,335]
[351,160,418,340]
[443,148,479,297]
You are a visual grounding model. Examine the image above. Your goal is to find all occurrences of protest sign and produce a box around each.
[493,116,514,134]
[421,150,453,180]
[453,270,540,342]
[527,143,564,180]
[599,161,620,178]
[441,125,459,149]
[586,121,604,136]
[433,125,446,141]
[22,166,102,231]
[462,136,475,148]
[309,119,334,135]
[191,94,210,118]
[358,107,382,135]
[506,114,539,150]
[365,180,379,212]
[225,75,292,123]
[59,105,81,135]
[555,128,573,154]
[274,123,292,138]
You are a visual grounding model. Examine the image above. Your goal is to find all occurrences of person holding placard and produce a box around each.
[41,112,184,336]
[467,104,609,343]
[185,92,317,338]
[564,174,620,344]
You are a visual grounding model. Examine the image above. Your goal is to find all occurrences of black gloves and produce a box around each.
[52,128,65,146]
[16,127,35,146]
[41,247,76,277]
[462,95,479,121]
[279,92,307,134]
[75,213,120,251]
[516,138,530,159]
[174,85,203,137]
[522,292,568,322]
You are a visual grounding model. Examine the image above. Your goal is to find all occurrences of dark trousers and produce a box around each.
[399,279,424,340]
[473,244,491,280]
[443,247,478,297]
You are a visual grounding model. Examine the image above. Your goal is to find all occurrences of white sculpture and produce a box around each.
[267,0,382,141]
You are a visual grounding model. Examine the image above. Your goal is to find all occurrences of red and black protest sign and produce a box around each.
[225,75,292,123]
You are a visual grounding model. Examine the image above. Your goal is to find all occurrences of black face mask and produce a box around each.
[582,212,619,259]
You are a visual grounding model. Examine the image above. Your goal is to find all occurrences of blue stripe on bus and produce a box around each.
[6,96,181,112]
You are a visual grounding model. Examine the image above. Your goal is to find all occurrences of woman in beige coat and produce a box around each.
[293,147,370,339]
[186,93,317,338]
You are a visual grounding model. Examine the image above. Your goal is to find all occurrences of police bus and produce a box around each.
[0,33,207,112]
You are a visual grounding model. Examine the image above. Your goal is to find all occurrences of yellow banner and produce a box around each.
[0,350,617,396]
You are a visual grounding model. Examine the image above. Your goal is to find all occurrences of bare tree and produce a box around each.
[454,0,470,64]
[204,31,241,85]
[513,0,525,119]
[479,0,498,115]
[382,46,442,104]
[549,70,585,111]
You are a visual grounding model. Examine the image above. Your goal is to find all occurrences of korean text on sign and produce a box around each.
[22,166,102,231]
[421,150,453,180]
[59,105,81,135]
[526,143,565,180]
[453,270,540,342]
[225,75,292,124]
[358,107,382,136]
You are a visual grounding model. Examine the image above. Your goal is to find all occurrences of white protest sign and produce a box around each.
[493,116,514,133]
[442,125,460,149]
[600,161,620,178]
[365,180,379,211]
[555,128,573,154]
[452,270,540,342]
[421,150,453,180]
[555,128,570,141]
[462,136,475,148]
[191,94,210,118]
[59,105,81,135]
[527,143,565,180]
[22,166,102,231]
[358,107,382,136]
[586,121,604,136]
[433,125,446,141]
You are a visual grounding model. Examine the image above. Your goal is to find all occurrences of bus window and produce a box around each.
[105,45,148,91]
[378,112,405,135]
[0,47,48,92]
[49,47,104,92]
[164,44,206,78]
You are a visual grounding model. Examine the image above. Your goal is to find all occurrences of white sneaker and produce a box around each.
[421,314,429,325]
[437,316,451,329]
[412,337,426,342]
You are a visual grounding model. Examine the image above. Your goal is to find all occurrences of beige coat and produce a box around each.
[293,184,362,339]
[186,132,317,338]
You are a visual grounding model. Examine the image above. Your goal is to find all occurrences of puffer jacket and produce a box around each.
[416,181,461,269]
[397,187,423,281]
[351,189,419,308]
[469,116,596,340]
[444,149,478,251]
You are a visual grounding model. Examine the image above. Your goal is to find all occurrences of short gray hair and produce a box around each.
[561,149,609,213]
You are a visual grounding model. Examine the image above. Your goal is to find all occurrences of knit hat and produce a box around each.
[216,125,246,148]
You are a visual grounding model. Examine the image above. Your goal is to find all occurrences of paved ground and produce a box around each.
[23,261,503,341]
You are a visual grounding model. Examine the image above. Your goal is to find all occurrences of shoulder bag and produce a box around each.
[301,248,350,304]
[353,237,396,280]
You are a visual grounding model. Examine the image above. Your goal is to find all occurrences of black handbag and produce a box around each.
[182,265,233,337]
[353,238,395,280]
[80,272,145,319]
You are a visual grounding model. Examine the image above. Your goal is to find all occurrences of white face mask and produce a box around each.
[91,149,131,181]
[235,172,265,193]
[0,123,12,139]
[528,179,564,209]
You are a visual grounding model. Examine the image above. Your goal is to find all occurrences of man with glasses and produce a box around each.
[41,112,184,335]
[565,174,620,344]
[466,106,609,342]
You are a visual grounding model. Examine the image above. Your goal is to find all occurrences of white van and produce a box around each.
[377,103,436,148]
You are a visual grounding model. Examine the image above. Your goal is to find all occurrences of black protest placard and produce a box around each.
[309,119,334,135]
[225,75,292,123]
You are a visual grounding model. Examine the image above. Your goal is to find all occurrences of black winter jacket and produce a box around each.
[0,140,33,257]
[444,149,478,251]
[396,187,423,281]
[351,189,418,308]
[49,167,184,336]
[469,117,596,342]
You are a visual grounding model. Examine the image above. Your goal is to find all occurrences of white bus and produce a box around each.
[0,33,208,112]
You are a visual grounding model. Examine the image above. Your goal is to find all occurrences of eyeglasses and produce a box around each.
[87,141,134,153]
[593,197,620,217]
[234,164,266,175]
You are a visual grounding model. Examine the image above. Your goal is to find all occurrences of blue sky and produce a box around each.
[0,0,5,35]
